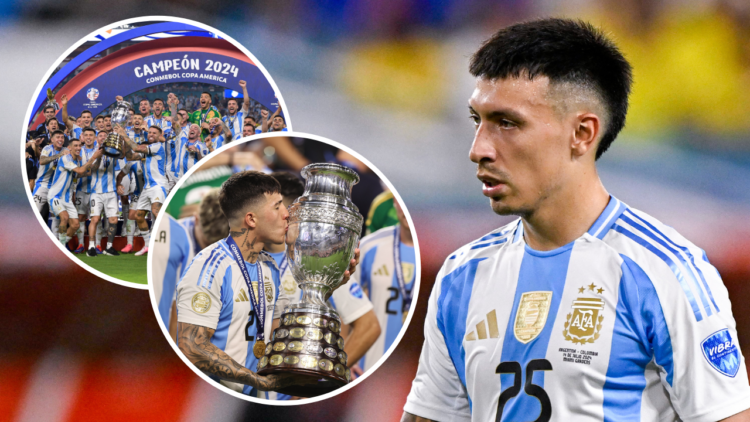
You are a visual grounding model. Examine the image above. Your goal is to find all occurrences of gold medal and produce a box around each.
[253,340,266,359]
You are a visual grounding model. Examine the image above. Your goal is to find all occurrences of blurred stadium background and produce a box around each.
[2,0,750,421]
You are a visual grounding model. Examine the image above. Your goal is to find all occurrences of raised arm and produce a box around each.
[260,109,269,133]
[177,322,310,391]
[61,94,69,127]
[39,148,69,165]
[239,80,250,114]
[168,94,181,134]
[116,124,149,154]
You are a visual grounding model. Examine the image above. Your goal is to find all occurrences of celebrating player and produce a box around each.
[205,117,233,153]
[189,91,221,139]
[116,123,168,256]
[176,124,209,175]
[175,171,360,396]
[86,139,123,257]
[138,98,151,118]
[402,18,750,422]
[48,139,102,246]
[72,127,98,253]
[353,198,414,372]
[222,80,251,141]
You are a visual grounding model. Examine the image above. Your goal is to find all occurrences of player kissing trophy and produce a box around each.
[258,163,363,397]
[102,100,132,157]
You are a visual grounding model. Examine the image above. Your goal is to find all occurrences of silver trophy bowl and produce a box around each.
[257,163,363,396]
[102,100,132,157]
[285,163,363,315]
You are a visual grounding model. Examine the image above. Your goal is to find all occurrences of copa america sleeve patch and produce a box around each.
[349,282,364,299]
[701,329,740,377]
[191,292,212,314]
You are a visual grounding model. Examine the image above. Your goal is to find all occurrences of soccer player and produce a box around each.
[189,91,221,139]
[242,120,255,138]
[264,172,380,400]
[35,105,57,133]
[176,124,208,175]
[138,98,151,118]
[116,123,168,256]
[72,127,98,253]
[103,115,112,133]
[32,131,67,213]
[402,19,750,422]
[116,155,145,253]
[353,199,414,372]
[176,171,358,395]
[48,139,102,246]
[145,98,172,132]
[94,116,105,133]
[205,117,233,153]
[85,139,123,257]
[222,80,251,141]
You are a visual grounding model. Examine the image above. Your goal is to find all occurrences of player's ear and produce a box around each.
[244,211,258,229]
[571,112,600,159]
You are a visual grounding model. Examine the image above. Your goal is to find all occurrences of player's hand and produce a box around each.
[61,148,71,156]
[187,145,197,153]
[341,248,361,285]
[115,95,123,102]
[201,122,210,130]
[165,116,172,122]
[350,364,364,380]
[117,184,124,195]
[260,109,269,119]
[61,94,68,106]
[238,80,246,88]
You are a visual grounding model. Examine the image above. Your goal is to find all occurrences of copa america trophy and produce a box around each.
[102,100,132,157]
[257,163,363,397]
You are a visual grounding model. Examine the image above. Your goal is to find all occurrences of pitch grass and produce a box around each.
[73,252,148,285]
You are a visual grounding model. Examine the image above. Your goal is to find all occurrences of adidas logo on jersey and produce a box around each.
[235,288,250,303]
[465,309,500,341]
[373,264,390,277]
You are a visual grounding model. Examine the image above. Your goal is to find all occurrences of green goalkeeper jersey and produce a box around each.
[188,106,221,139]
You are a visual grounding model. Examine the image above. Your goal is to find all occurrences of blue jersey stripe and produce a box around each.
[159,218,191,326]
[613,224,703,321]
[624,210,719,314]
[473,229,512,244]
[620,214,713,318]
[210,265,234,352]
[207,255,228,289]
[498,242,572,421]
[469,238,508,250]
[197,249,219,287]
[383,243,416,353]
[588,197,626,239]
[436,258,487,391]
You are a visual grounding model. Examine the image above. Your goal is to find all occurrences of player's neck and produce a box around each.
[399,222,413,246]
[229,226,263,264]
[263,241,285,254]
[522,175,609,252]
[193,223,208,250]
[202,104,211,111]
[153,112,162,119]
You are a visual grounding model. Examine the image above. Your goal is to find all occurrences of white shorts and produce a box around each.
[33,186,49,212]
[167,176,177,193]
[122,174,135,195]
[137,185,167,211]
[90,192,119,218]
[75,191,91,217]
[50,197,77,218]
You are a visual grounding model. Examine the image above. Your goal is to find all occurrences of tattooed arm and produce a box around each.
[178,322,312,391]
[39,149,68,165]
[115,124,149,154]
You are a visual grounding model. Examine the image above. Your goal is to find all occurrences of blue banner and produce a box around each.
[66,51,277,119]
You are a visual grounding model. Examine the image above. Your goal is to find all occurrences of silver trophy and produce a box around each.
[102,100,132,157]
[258,163,363,397]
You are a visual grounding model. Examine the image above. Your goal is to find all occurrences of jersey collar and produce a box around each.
[586,195,627,240]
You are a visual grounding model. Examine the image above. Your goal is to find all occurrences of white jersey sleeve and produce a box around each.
[331,279,374,325]
[176,248,232,330]
[404,262,472,422]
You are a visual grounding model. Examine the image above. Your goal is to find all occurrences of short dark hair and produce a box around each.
[149,125,163,134]
[199,188,229,245]
[201,91,211,97]
[82,127,96,134]
[69,138,81,144]
[469,18,632,159]
[81,110,92,116]
[47,117,59,125]
[153,98,164,105]
[227,98,239,107]
[219,171,280,222]
[95,116,104,121]
[272,115,285,124]
[50,130,65,139]
[43,105,55,113]
[271,171,304,203]
[104,115,111,120]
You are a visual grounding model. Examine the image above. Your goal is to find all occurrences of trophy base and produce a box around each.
[258,365,346,398]
[257,309,350,398]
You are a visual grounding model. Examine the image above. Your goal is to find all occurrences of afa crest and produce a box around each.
[513,291,553,344]
[563,284,605,344]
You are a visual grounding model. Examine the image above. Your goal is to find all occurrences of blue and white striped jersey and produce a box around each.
[176,240,294,395]
[177,140,209,176]
[76,145,98,193]
[222,110,244,141]
[210,133,228,151]
[405,196,750,422]
[145,115,172,137]
[48,154,82,203]
[121,159,145,196]
[143,142,168,190]
[33,145,64,195]
[90,155,120,194]
[126,128,148,145]
[352,225,415,371]
[71,126,82,139]
[153,215,194,330]
[178,217,202,257]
